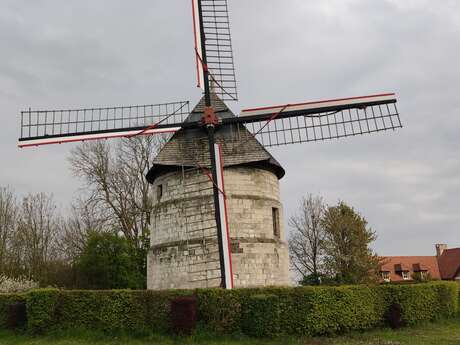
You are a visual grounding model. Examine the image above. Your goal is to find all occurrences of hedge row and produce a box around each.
[26,289,190,334]
[0,293,25,328]
[197,282,459,337]
[0,282,457,337]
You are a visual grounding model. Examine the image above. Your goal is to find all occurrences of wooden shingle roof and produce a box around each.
[146,95,285,183]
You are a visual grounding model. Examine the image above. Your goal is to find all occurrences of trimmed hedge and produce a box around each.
[457,282,460,314]
[242,294,281,337]
[377,282,459,326]
[26,289,59,334]
[0,282,457,337]
[197,282,458,336]
[0,293,26,328]
[198,285,388,336]
[25,289,190,335]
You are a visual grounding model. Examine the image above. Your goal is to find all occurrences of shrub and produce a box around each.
[198,283,457,336]
[378,282,458,325]
[26,289,59,334]
[241,294,280,337]
[26,289,191,335]
[386,303,403,329]
[170,296,197,335]
[7,302,27,330]
[299,273,322,286]
[75,232,145,290]
[0,281,456,337]
[411,271,432,283]
[0,293,26,328]
[268,285,384,336]
[0,275,38,293]
[196,288,243,333]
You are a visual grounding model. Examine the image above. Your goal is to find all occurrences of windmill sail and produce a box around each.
[223,93,402,147]
[18,101,190,148]
[192,0,238,101]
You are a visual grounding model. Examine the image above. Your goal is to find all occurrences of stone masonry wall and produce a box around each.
[147,166,289,290]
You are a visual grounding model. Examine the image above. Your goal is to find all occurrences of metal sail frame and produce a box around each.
[17,1,403,290]
[192,0,238,101]
[18,93,401,148]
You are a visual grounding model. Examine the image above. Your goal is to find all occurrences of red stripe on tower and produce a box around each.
[214,143,234,289]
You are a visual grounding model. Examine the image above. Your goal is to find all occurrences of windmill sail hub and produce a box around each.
[146,95,285,183]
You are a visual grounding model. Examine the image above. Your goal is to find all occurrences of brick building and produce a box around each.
[380,244,460,282]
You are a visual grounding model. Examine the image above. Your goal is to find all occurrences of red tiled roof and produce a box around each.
[438,248,460,280]
[380,256,441,282]
[394,263,410,272]
[413,263,429,271]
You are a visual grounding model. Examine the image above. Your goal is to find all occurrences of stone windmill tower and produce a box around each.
[146,95,289,289]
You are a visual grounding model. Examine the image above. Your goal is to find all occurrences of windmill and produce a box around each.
[18,0,402,290]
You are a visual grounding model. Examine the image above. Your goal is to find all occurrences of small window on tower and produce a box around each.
[272,207,280,239]
[157,184,163,201]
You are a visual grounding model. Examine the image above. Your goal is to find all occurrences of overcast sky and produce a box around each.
[1,0,459,256]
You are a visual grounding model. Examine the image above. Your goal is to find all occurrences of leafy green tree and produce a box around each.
[321,201,381,284]
[76,232,144,289]
[299,273,335,286]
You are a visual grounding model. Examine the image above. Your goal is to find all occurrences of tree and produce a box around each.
[58,199,107,263]
[68,136,164,249]
[321,201,381,284]
[75,232,144,289]
[15,193,60,282]
[0,187,18,273]
[288,194,325,285]
[69,136,165,282]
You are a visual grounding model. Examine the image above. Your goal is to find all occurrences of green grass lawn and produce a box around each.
[0,317,459,345]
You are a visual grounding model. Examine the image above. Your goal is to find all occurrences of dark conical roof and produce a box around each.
[146,95,285,183]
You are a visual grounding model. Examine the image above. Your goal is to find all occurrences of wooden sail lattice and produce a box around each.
[19,101,189,147]
[244,102,401,147]
[196,0,238,101]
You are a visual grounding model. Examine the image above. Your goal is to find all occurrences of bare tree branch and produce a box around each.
[68,135,166,249]
[0,187,18,273]
[288,194,326,283]
[16,193,59,281]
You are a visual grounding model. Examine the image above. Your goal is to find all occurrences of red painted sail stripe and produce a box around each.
[241,93,396,113]
[191,0,202,88]
[18,128,179,148]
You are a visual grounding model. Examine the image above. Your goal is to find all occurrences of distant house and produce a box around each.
[380,244,460,283]
[437,245,460,281]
